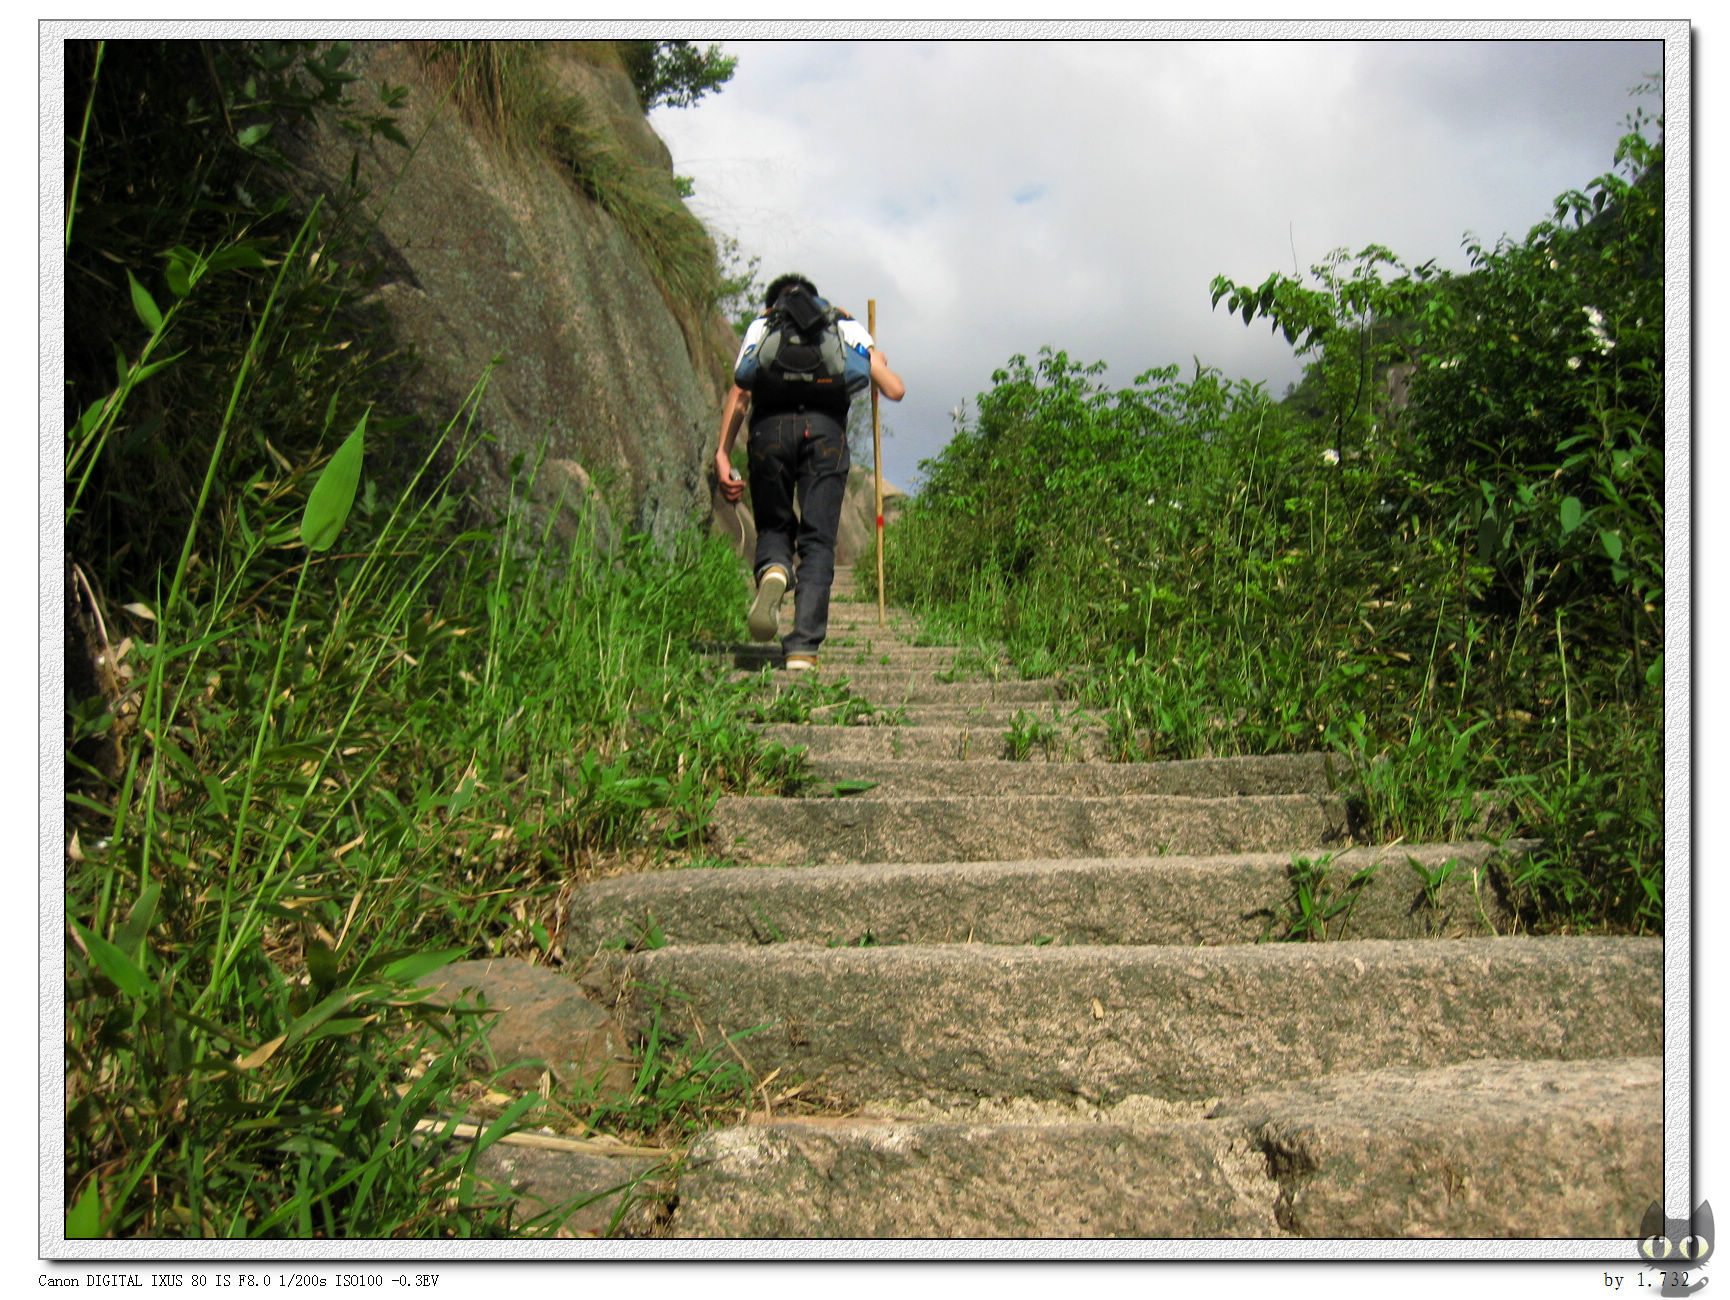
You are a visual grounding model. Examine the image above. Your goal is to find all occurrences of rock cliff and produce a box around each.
[287,42,738,551]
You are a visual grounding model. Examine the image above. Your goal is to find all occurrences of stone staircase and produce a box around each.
[572,566,1661,1239]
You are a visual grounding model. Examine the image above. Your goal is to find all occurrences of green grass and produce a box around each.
[61,42,801,1236]
[63,377,800,1234]
[64,416,799,1234]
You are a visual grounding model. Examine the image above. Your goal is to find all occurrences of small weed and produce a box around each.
[747,906,784,944]
[743,678,879,727]
[581,999,761,1144]
[936,644,1004,683]
[1281,853,1377,942]
[810,779,879,798]
[1409,854,1460,911]
[603,916,668,951]
[1004,710,1057,761]
[825,931,879,948]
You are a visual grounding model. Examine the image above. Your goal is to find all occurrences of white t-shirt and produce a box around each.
[734,311,874,372]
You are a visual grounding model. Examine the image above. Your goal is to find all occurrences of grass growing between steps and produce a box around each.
[63,397,807,1235]
[63,411,814,1235]
[61,46,805,1232]
[870,119,1664,936]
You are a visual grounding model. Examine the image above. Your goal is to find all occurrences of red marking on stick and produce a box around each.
[876,515,884,529]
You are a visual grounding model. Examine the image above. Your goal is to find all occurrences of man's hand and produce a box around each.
[870,349,906,401]
[716,384,750,502]
[717,451,745,503]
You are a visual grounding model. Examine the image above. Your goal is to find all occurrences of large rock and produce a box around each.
[287,42,734,550]
[420,957,634,1095]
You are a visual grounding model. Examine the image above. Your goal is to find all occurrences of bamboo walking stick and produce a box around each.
[869,299,885,626]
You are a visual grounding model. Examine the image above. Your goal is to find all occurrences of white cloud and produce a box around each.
[654,34,1665,490]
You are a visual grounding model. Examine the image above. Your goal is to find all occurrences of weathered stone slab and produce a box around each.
[1210,1056,1662,1238]
[670,1118,1281,1238]
[708,791,1352,864]
[752,722,1120,763]
[742,671,1063,704]
[799,752,1343,798]
[667,1056,1660,1239]
[586,938,1661,1106]
[471,1143,668,1238]
[565,842,1530,952]
[827,700,1107,728]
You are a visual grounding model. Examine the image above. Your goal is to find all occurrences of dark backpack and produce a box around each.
[735,287,857,402]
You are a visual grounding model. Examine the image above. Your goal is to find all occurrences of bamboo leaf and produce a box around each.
[71,920,151,1002]
[113,883,162,962]
[131,351,187,386]
[200,772,231,817]
[235,1034,288,1071]
[283,988,357,1046]
[299,1014,380,1043]
[300,410,367,551]
[164,254,192,299]
[67,1182,102,1238]
[207,244,269,272]
[126,270,163,333]
[69,394,110,442]
[375,946,468,985]
[305,941,341,992]
[470,1093,539,1158]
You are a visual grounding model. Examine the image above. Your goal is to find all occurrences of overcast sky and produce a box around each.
[652,35,1667,492]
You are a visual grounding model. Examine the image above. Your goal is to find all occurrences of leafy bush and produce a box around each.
[619,39,738,111]
[880,111,1664,933]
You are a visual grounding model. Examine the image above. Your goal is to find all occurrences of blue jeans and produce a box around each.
[748,408,850,655]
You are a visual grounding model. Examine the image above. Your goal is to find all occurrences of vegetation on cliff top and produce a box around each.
[428,39,738,346]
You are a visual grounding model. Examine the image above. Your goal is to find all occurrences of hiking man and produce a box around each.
[715,273,906,670]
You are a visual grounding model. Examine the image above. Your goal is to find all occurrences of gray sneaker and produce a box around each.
[748,565,789,642]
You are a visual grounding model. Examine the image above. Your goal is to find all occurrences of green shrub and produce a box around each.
[881,113,1663,933]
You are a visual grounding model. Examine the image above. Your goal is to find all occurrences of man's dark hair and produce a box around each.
[765,273,818,309]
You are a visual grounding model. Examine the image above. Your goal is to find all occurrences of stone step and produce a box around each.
[825,605,914,621]
[823,623,923,640]
[750,722,1121,763]
[809,645,990,668]
[739,671,1064,705]
[666,1056,1661,1238]
[707,790,1352,865]
[582,936,1661,1106]
[735,606,914,624]
[738,700,1098,731]
[565,841,1532,953]
[799,752,1343,798]
[710,647,966,676]
[802,701,1115,732]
